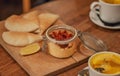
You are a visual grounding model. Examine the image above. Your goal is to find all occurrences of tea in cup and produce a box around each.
[88,52,120,76]
[90,0,120,23]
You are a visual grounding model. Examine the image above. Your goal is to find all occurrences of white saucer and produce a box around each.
[89,10,120,30]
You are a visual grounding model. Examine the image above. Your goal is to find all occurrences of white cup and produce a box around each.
[88,51,120,76]
[90,0,120,23]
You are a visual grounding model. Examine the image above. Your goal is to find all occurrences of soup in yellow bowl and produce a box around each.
[90,52,120,74]
[103,0,120,4]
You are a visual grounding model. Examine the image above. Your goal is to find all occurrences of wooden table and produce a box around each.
[0,0,120,76]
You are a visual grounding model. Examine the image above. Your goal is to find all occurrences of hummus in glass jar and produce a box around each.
[48,40,78,58]
[46,25,78,58]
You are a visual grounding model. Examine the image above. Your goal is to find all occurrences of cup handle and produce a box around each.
[90,2,100,15]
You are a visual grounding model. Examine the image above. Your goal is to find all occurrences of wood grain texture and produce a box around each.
[0,16,91,75]
[0,0,120,76]
[0,20,76,76]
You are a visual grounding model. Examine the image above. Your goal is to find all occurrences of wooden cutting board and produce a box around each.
[0,12,93,76]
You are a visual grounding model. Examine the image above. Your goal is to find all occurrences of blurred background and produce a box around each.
[0,0,51,20]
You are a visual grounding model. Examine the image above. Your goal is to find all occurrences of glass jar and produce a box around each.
[45,25,79,58]
[45,25,108,58]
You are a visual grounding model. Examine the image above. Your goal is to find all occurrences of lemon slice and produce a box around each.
[20,43,41,55]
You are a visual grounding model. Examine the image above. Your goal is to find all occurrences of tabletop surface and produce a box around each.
[0,0,120,76]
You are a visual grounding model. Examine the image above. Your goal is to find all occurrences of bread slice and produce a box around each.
[23,11,39,19]
[5,15,39,32]
[38,13,59,35]
[23,11,39,25]
[2,31,42,46]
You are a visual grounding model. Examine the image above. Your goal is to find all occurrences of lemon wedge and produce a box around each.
[20,43,41,55]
